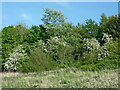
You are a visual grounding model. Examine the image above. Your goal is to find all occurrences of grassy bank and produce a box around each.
[2,68,118,88]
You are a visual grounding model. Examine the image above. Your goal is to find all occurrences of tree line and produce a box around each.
[1,8,119,72]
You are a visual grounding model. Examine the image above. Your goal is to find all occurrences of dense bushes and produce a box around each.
[1,8,119,72]
[17,48,55,72]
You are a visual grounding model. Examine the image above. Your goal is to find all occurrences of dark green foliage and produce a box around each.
[100,14,120,39]
[57,45,75,68]
[2,25,29,59]
[76,56,118,71]
[2,26,15,59]
[84,19,99,38]
[24,25,47,44]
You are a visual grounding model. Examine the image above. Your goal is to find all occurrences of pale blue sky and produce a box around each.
[2,2,118,28]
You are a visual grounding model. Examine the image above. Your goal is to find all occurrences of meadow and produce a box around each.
[2,68,118,88]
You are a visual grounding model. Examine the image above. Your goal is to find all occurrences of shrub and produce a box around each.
[104,39,118,55]
[101,33,113,45]
[83,38,100,52]
[76,55,118,71]
[80,50,99,65]
[3,45,27,71]
[45,36,68,61]
[82,33,115,62]
[57,45,75,68]
[18,48,55,72]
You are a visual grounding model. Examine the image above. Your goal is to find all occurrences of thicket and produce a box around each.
[1,8,119,72]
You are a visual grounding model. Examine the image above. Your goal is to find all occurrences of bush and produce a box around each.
[3,45,27,71]
[105,39,118,55]
[57,45,75,68]
[95,56,118,70]
[18,48,55,72]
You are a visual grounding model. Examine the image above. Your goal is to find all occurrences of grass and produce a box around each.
[2,67,118,88]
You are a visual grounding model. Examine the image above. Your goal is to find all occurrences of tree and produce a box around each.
[99,13,108,40]
[84,19,99,38]
[2,24,30,60]
[15,24,30,42]
[41,8,67,38]
[100,13,120,39]
[100,13,108,26]
[41,8,66,26]
[2,26,16,59]
[105,15,119,39]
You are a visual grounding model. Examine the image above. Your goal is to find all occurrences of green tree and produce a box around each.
[41,8,66,26]
[84,19,99,38]
[41,8,67,38]
[15,24,30,43]
[2,24,30,61]
[24,25,47,44]
[100,13,108,26]
[100,13,119,40]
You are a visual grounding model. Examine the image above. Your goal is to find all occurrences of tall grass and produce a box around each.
[2,68,118,88]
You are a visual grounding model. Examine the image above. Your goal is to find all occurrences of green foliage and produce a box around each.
[18,48,54,72]
[24,25,47,44]
[41,8,66,26]
[3,45,27,71]
[57,45,75,68]
[2,25,29,60]
[2,26,16,59]
[15,24,30,42]
[41,8,67,38]
[2,8,119,72]
[100,14,120,39]
[84,19,99,38]
[76,55,118,71]
[104,38,119,55]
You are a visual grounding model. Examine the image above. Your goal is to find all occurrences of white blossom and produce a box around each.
[4,45,27,71]
[102,33,113,43]
[83,36,111,61]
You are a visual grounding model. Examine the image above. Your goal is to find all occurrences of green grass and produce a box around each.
[2,67,118,88]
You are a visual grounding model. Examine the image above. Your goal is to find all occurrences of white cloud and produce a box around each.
[21,13,30,20]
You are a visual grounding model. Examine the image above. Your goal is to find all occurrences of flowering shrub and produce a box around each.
[102,33,113,44]
[83,33,113,61]
[46,36,68,61]
[98,46,109,60]
[3,45,27,71]
[83,38,100,52]
[37,40,47,52]
[98,33,114,60]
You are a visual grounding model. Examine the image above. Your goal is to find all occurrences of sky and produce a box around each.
[1,2,118,29]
